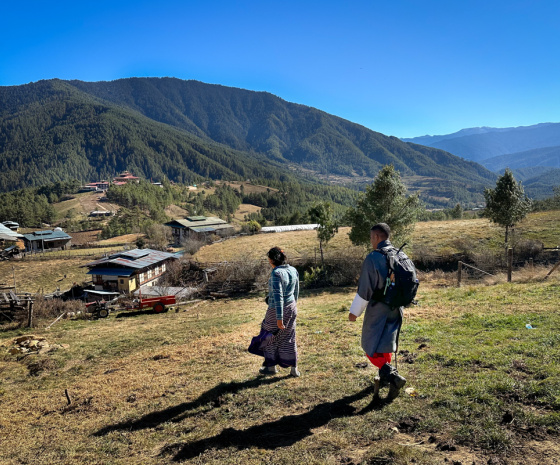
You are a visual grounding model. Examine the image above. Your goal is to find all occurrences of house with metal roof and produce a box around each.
[22,229,72,253]
[2,221,20,232]
[165,216,234,244]
[0,223,23,241]
[0,224,24,252]
[84,248,178,293]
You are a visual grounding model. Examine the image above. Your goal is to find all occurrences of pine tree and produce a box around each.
[483,169,532,248]
[308,202,338,265]
[345,165,421,248]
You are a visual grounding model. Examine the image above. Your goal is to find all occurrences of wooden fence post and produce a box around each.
[457,261,462,287]
[27,299,34,328]
[507,248,513,282]
[544,260,560,280]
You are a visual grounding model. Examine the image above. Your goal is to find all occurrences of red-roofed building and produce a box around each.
[113,171,140,184]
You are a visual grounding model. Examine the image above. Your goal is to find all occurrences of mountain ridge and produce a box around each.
[0,77,499,206]
[403,122,560,162]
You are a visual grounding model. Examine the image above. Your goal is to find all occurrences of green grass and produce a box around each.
[1,278,559,464]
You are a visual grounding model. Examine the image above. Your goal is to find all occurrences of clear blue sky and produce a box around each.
[1,0,559,138]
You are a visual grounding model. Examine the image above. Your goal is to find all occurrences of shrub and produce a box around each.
[182,237,207,256]
[514,239,544,262]
[241,220,261,234]
[211,255,269,290]
[12,297,86,327]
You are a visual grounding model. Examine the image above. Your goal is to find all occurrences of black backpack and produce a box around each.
[371,243,419,308]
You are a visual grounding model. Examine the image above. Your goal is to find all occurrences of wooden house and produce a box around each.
[84,248,178,293]
[22,229,72,253]
[165,216,234,244]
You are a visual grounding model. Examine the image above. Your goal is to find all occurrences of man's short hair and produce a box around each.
[370,223,390,238]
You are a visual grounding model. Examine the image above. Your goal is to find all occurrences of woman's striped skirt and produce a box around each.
[262,301,298,368]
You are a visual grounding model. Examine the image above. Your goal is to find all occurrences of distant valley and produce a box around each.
[404,123,560,198]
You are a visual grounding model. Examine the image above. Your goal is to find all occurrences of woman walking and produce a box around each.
[258,247,300,377]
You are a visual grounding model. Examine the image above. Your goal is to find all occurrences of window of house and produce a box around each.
[162,263,166,272]
[147,269,153,279]
[155,266,160,275]
[120,279,124,284]
[138,273,145,283]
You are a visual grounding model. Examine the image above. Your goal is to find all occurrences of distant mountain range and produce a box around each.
[403,123,560,162]
[404,123,560,198]
[482,145,560,172]
[0,77,501,207]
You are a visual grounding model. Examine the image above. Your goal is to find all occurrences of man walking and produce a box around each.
[348,223,407,399]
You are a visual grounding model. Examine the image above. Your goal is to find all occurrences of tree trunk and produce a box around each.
[504,225,510,263]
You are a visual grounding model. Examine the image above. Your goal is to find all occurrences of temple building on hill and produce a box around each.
[113,171,140,184]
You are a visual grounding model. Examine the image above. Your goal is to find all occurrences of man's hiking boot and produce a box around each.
[379,363,406,399]
[290,366,301,377]
[387,382,402,401]
[259,365,278,375]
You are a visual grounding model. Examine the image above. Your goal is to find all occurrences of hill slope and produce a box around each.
[482,145,560,172]
[68,78,496,183]
[0,78,498,206]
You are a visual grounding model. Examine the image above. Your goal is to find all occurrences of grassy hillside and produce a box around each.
[1,276,559,464]
[194,210,560,263]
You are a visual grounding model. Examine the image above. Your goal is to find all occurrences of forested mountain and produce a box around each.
[482,145,560,172]
[0,80,293,192]
[523,168,560,199]
[403,123,560,163]
[0,78,498,207]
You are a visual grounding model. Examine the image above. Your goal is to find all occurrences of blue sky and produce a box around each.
[1,0,559,138]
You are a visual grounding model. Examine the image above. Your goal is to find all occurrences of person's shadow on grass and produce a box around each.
[93,375,287,437]
[159,385,375,462]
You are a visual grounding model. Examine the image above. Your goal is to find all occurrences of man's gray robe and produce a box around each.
[352,240,402,356]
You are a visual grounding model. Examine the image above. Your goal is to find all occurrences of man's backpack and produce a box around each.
[371,243,419,308]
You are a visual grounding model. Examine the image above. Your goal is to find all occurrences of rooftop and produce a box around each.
[85,248,178,270]
[165,217,229,229]
[23,230,71,242]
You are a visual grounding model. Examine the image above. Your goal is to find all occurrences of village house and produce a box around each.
[2,221,20,232]
[22,229,72,253]
[0,223,24,251]
[81,181,111,192]
[164,216,234,244]
[88,210,114,217]
[84,248,178,293]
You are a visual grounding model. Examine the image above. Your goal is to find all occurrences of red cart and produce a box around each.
[128,295,176,313]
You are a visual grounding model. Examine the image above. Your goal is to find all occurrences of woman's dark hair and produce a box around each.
[267,247,287,266]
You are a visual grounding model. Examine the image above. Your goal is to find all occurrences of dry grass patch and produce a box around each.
[220,181,278,194]
[195,210,560,268]
[232,203,262,222]
[0,257,91,294]
[68,229,102,245]
[195,227,359,262]
[165,204,189,219]
[97,233,144,245]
